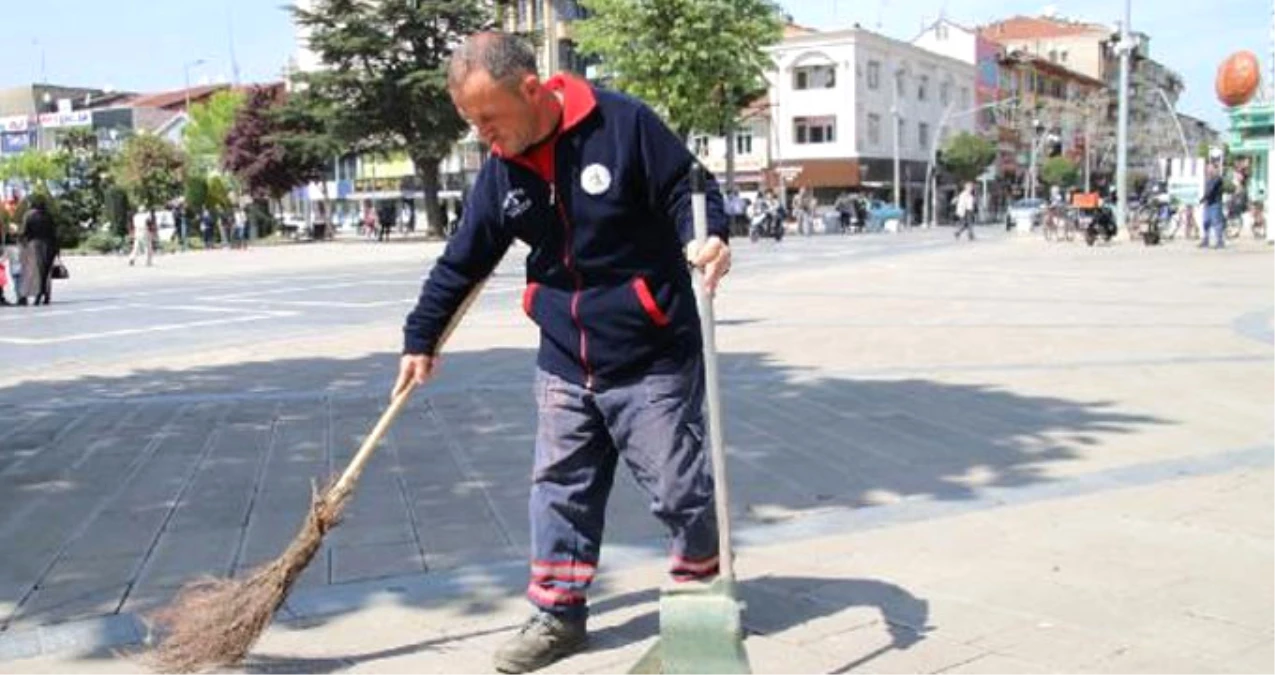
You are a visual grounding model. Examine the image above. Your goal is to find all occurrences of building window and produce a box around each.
[735,128,753,155]
[896,117,906,149]
[918,122,930,150]
[895,71,906,99]
[936,24,948,40]
[940,81,950,106]
[794,64,836,90]
[1060,50,1069,63]
[868,113,881,145]
[918,75,929,101]
[693,135,710,157]
[959,86,970,109]
[867,61,881,89]
[794,116,836,144]
[1049,49,1058,62]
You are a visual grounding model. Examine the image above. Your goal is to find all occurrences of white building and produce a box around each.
[763,26,977,220]
[687,96,774,200]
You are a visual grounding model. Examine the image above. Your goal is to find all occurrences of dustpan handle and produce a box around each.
[689,165,734,583]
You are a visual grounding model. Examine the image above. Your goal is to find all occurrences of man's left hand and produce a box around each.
[685,236,731,295]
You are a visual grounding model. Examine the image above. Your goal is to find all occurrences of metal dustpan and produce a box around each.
[630,165,749,674]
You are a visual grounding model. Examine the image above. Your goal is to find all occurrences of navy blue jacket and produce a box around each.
[403,75,729,389]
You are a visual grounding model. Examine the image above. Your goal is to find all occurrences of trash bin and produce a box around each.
[312,223,327,240]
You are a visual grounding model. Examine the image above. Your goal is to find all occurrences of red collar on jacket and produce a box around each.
[493,73,597,183]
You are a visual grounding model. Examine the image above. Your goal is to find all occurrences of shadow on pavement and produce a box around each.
[0,346,1165,661]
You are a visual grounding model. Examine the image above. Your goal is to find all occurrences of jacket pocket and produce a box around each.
[631,276,670,328]
[522,282,541,319]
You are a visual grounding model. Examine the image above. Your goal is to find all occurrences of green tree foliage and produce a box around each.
[1040,156,1080,188]
[574,0,783,140]
[184,89,247,175]
[113,134,186,224]
[56,127,114,232]
[940,132,998,183]
[289,0,493,237]
[0,150,64,190]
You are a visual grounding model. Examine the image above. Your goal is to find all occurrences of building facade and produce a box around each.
[763,26,977,221]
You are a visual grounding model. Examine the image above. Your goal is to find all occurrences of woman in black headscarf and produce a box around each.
[18,193,59,306]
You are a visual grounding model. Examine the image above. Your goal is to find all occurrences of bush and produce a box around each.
[81,230,124,254]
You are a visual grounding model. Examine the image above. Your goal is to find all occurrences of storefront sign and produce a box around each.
[36,110,92,129]
[0,132,32,154]
[1,115,31,133]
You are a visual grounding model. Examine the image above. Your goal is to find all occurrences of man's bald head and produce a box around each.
[448,32,539,92]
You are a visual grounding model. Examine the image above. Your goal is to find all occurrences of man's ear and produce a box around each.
[519,73,541,100]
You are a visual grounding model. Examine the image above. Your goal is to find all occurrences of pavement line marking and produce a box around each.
[216,298,418,308]
[0,305,128,322]
[0,313,299,346]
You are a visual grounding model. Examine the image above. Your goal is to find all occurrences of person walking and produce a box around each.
[18,194,59,305]
[393,32,732,674]
[128,210,155,267]
[200,208,215,249]
[1201,160,1226,249]
[954,182,977,241]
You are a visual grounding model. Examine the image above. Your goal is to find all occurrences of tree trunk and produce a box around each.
[413,157,444,239]
[724,118,736,194]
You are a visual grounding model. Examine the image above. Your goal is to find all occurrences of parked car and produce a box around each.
[1006,198,1046,231]
[865,199,906,231]
[818,198,906,233]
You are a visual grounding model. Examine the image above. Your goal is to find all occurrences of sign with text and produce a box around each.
[1,115,31,133]
[37,110,92,129]
[1,132,33,154]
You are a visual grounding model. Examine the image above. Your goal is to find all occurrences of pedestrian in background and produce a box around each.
[128,210,154,267]
[954,182,976,241]
[19,194,59,305]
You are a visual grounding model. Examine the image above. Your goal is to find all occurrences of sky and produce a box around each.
[0,0,1269,131]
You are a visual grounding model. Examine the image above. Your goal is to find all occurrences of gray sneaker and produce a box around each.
[493,612,588,673]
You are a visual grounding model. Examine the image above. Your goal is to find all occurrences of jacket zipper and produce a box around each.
[550,181,594,389]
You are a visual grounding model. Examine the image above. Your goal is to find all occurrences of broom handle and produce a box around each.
[689,165,734,584]
[329,277,488,498]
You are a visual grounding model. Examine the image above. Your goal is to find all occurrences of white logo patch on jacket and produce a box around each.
[581,164,612,195]
[503,188,531,218]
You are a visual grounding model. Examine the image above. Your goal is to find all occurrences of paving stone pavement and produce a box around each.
[0,229,1270,672]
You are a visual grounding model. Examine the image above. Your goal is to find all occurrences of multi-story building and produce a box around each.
[979,14,1185,183]
[762,25,977,222]
[687,95,774,199]
[499,0,593,77]
[911,17,1006,135]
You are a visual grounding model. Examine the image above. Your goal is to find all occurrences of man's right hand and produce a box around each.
[392,353,439,401]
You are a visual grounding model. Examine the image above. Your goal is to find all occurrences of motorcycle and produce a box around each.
[1084,197,1118,246]
[748,208,785,242]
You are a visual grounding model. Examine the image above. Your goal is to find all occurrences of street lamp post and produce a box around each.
[1115,0,1132,235]
[924,96,1020,228]
[183,59,207,111]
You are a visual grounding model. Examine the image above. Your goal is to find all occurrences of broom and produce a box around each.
[146,279,488,673]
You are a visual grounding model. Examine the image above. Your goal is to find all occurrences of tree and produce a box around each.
[941,132,998,183]
[290,0,493,238]
[1040,156,1080,188]
[114,134,186,226]
[574,0,782,142]
[223,85,333,204]
[183,89,246,175]
[0,150,63,190]
[56,127,115,232]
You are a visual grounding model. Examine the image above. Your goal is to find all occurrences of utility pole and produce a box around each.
[892,63,902,209]
[1115,0,1132,234]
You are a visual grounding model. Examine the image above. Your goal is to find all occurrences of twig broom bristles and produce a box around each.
[146,279,487,672]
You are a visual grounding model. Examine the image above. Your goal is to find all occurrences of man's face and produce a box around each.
[451,69,540,155]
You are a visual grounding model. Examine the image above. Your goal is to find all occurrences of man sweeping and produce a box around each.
[393,32,733,674]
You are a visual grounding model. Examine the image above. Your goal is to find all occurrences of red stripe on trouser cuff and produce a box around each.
[632,278,671,327]
[527,583,585,606]
[670,555,720,580]
[531,560,596,582]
